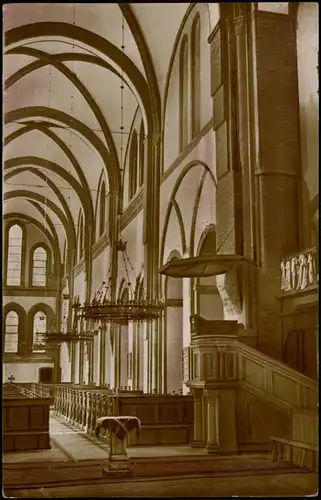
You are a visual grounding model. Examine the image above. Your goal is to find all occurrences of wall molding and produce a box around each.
[3,287,57,297]
[74,258,86,279]
[161,119,213,184]
[165,298,183,307]
[92,232,109,261]
[120,188,144,231]
[3,355,54,364]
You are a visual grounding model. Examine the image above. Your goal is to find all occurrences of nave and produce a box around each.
[3,2,318,497]
[4,411,317,498]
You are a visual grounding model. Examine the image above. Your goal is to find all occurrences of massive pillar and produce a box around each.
[249,4,300,358]
[209,3,300,359]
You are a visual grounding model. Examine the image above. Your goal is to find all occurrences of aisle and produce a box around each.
[48,416,109,461]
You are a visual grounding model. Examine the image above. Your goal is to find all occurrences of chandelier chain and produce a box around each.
[120,14,125,171]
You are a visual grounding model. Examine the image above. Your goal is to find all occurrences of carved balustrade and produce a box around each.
[53,385,113,434]
[281,247,317,293]
[52,386,193,447]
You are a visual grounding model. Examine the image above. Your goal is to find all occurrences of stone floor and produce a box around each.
[3,414,318,498]
[8,472,318,498]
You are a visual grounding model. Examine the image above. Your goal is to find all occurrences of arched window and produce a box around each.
[33,311,47,353]
[191,14,201,137]
[6,224,23,286]
[99,182,106,237]
[129,131,138,199]
[139,121,145,187]
[32,246,48,287]
[179,36,189,152]
[4,311,19,353]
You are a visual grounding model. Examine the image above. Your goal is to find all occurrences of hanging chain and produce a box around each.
[44,62,52,235]
[123,249,136,297]
[119,15,125,172]
[67,4,76,206]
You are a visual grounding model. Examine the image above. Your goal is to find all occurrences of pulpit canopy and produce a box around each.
[159,254,255,278]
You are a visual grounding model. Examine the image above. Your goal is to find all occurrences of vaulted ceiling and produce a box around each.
[3,3,213,260]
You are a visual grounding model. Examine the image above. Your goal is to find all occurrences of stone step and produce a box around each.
[3,453,305,490]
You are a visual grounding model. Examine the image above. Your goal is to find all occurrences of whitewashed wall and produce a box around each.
[297,2,319,247]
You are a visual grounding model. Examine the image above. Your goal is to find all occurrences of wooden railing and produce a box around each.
[53,385,194,446]
[30,383,51,398]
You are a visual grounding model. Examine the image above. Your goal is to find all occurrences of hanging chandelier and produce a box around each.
[43,309,98,344]
[74,239,164,323]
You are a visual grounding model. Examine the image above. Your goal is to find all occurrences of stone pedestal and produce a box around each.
[108,434,130,471]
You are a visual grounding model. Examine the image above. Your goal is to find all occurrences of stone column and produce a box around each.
[205,389,220,453]
[79,342,84,385]
[191,388,204,447]
[100,326,105,386]
[250,6,301,358]
[70,343,76,383]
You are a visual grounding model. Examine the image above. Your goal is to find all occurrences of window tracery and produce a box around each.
[33,311,47,352]
[31,246,48,287]
[6,224,23,286]
[4,311,19,353]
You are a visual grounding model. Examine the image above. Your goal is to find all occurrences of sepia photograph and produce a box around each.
[2,2,318,497]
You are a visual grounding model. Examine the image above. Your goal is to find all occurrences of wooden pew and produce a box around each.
[3,384,51,452]
[53,385,194,447]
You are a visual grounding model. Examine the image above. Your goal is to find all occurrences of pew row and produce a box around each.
[3,385,51,452]
[53,385,194,446]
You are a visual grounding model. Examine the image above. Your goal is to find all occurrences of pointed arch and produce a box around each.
[191,13,201,137]
[129,130,138,199]
[179,35,189,152]
[77,210,84,261]
[139,121,145,187]
[99,181,106,238]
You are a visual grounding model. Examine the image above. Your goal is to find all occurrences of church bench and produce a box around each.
[3,393,51,452]
[53,385,194,446]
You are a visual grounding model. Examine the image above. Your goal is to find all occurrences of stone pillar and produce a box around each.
[191,388,204,447]
[151,321,159,393]
[46,345,60,383]
[205,389,220,452]
[100,326,105,386]
[209,16,243,258]
[70,343,76,383]
[79,342,84,385]
[250,7,301,358]
[108,434,129,471]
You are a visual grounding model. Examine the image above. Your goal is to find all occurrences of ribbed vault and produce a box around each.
[3,2,195,270]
